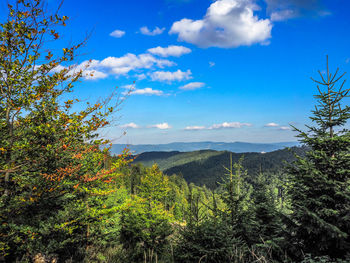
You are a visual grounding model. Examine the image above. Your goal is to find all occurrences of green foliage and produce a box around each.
[0,1,122,261]
[185,183,214,226]
[119,165,174,262]
[250,172,285,259]
[174,156,282,263]
[119,196,173,263]
[219,156,254,245]
[288,57,350,259]
[175,220,245,263]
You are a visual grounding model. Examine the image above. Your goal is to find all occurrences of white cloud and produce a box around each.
[264,122,279,127]
[184,126,206,130]
[279,126,291,130]
[169,0,272,48]
[120,122,140,129]
[140,26,165,36]
[50,49,177,80]
[151,69,192,82]
[128,87,164,96]
[110,29,125,38]
[147,45,191,57]
[149,122,172,129]
[209,122,252,129]
[100,53,174,75]
[179,82,205,90]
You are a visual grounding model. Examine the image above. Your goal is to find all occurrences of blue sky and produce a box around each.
[3,0,350,144]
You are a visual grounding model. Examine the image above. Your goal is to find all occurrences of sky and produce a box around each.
[2,0,350,144]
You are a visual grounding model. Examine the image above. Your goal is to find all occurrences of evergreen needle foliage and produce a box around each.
[288,56,350,260]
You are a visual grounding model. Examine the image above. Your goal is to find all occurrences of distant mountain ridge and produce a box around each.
[111,141,299,155]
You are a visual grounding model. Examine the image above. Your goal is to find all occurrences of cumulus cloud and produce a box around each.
[110,29,125,38]
[100,53,174,75]
[140,26,166,36]
[264,122,279,127]
[50,42,196,81]
[151,69,192,82]
[148,122,172,129]
[147,45,191,57]
[169,0,272,48]
[52,50,177,80]
[120,122,140,129]
[184,126,206,130]
[179,82,205,90]
[209,122,252,129]
[265,0,329,21]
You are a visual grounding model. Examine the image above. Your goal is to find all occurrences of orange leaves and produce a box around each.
[42,164,82,182]
[50,29,59,40]
[103,178,113,183]
[72,153,83,160]
[65,99,73,106]
[83,167,116,183]
[45,51,53,60]
[41,143,126,194]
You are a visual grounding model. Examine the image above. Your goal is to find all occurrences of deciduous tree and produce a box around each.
[0,1,124,260]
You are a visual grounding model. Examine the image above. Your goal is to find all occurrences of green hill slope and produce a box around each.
[134,147,306,188]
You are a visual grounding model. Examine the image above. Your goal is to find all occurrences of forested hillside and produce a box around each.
[134,147,307,188]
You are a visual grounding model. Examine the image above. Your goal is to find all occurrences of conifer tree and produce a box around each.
[220,155,253,244]
[288,56,350,259]
[250,172,283,258]
[119,165,173,262]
